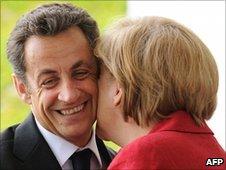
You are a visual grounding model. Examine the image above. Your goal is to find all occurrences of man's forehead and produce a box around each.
[24,27,90,54]
[24,41,94,66]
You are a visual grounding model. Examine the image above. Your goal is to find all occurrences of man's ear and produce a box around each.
[113,82,123,106]
[12,74,31,105]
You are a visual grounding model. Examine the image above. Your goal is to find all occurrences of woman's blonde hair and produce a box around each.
[95,16,218,126]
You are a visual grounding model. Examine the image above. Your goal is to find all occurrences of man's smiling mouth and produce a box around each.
[56,102,86,115]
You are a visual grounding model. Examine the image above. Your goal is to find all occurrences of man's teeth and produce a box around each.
[60,104,84,115]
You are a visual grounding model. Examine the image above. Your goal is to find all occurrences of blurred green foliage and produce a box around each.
[1,1,126,151]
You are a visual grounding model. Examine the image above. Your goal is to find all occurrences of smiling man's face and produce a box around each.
[16,26,98,146]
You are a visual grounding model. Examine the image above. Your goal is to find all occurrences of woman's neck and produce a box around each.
[113,119,155,147]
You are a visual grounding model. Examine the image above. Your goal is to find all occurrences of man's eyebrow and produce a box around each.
[71,60,84,70]
[71,60,95,70]
[37,69,57,80]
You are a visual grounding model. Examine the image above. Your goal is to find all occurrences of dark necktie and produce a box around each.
[70,148,92,170]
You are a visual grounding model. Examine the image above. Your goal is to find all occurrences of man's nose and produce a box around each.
[58,80,80,103]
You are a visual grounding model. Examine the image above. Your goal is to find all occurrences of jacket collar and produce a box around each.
[13,113,61,170]
[150,110,213,135]
[96,135,115,169]
[35,118,103,167]
[13,113,114,169]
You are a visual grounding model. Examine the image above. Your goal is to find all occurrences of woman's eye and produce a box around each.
[72,70,90,80]
[42,78,58,88]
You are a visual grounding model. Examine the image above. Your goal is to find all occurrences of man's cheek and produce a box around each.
[36,88,60,135]
[37,88,57,107]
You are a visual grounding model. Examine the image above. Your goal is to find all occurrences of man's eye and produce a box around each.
[42,78,58,88]
[72,70,91,80]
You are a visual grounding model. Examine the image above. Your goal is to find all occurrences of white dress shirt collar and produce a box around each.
[35,119,102,168]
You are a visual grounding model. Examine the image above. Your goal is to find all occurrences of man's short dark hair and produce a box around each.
[7,3,99,82]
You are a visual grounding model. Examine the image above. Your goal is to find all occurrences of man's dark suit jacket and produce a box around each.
[0,113,115,170]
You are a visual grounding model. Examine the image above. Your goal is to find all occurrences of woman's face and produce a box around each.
[96,66,121,140]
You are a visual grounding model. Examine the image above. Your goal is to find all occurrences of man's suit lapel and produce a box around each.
[13,114,61,170]
[96,136,115,169]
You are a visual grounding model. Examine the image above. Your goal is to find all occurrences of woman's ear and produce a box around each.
[12,74,32,105]
[113,82,123,106]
